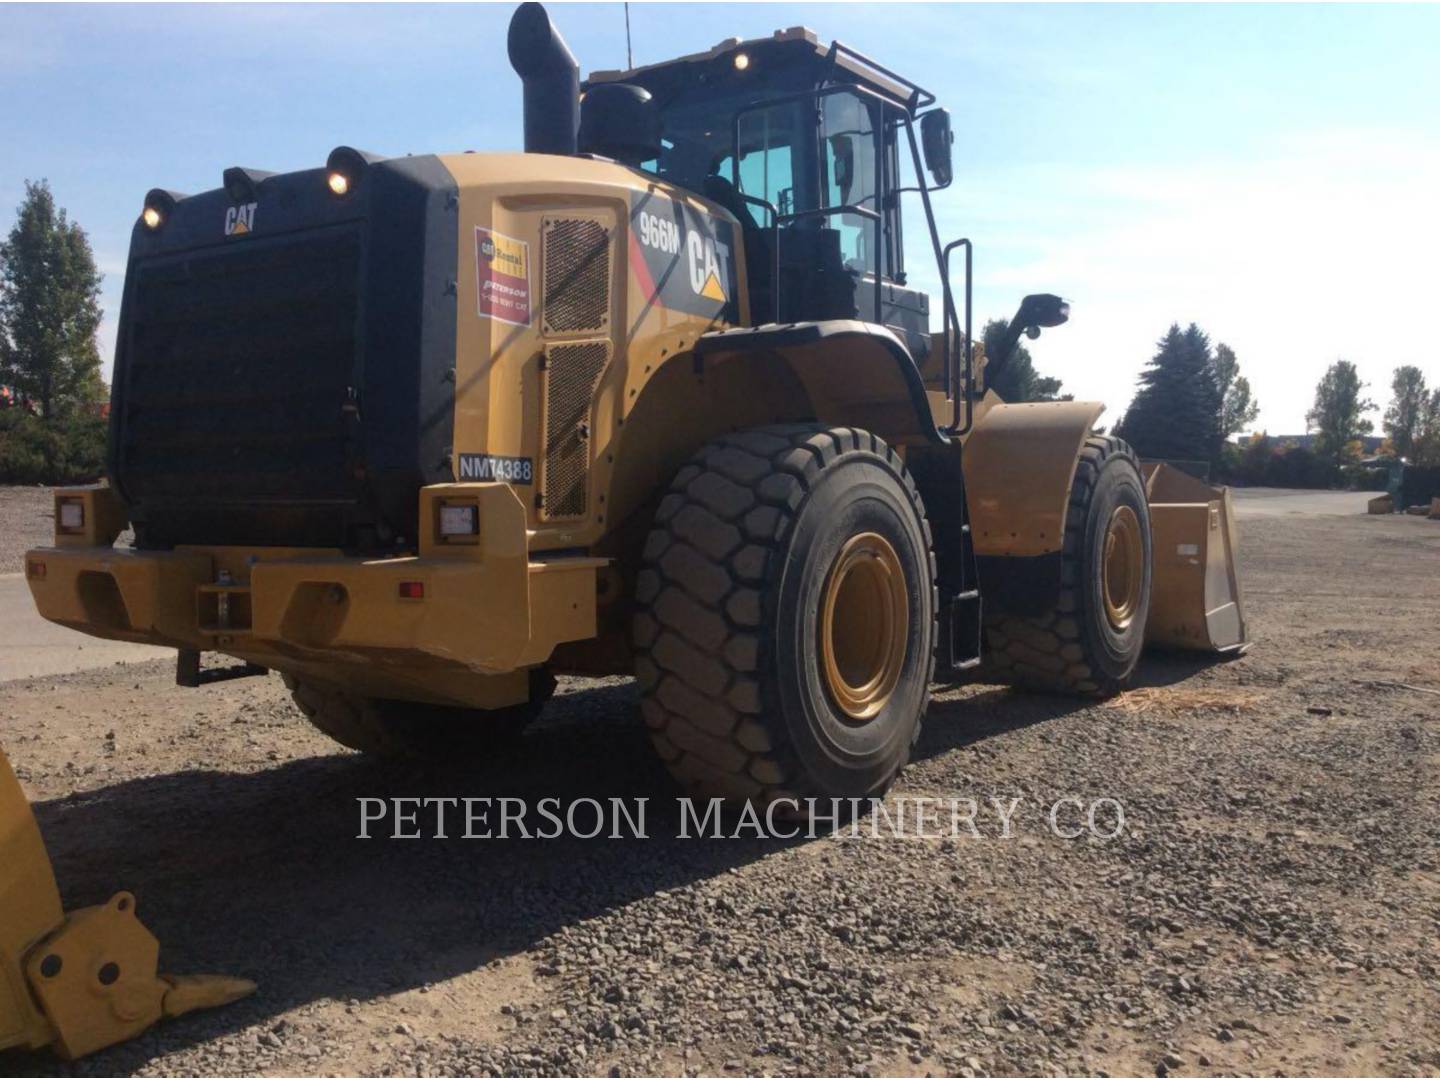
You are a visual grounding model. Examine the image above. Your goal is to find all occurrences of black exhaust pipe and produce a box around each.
[508,2,579,156]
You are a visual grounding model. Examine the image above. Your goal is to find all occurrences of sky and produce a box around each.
[3,2,1438,434]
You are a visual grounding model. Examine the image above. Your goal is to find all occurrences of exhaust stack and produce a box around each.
[508,2,579,156]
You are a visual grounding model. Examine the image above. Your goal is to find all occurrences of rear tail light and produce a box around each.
[26,560,46,580]
[398,581,425,600]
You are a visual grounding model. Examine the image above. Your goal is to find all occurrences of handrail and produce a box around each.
[734,191,781,323]
[941,238,972,435]
[826,40,937,112]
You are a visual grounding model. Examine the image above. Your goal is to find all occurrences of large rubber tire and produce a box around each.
[983,435,1151,697]
[633,425,937,806]
[282,669,554,760]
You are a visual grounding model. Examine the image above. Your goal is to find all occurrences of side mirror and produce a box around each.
[987,294,1071,389]
[1016,292,1070,330]
[920,109,953,188]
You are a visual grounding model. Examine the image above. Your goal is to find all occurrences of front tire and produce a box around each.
[983,435,1151,696]
[633,425,937,806]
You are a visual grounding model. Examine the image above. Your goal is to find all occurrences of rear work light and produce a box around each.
[57,500,84,531]
[141,188,180,231]
[398,581,425,600]
[439,504,479,538]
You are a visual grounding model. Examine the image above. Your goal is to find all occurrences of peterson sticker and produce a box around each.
[475,227,532,326]
[629,191,738,323]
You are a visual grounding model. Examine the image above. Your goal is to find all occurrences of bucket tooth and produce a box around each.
[161,973,258,1018]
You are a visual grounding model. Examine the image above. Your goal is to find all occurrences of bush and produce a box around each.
[1339,464,1389,491]
[0,409,107,485]
[1263,445,1338,488]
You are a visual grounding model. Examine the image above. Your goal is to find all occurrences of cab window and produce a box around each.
[732,99,807,217]
[820,91,880,276]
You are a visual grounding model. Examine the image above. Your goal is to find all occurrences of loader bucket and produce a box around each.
[1142,463,1250,654]
[0,747,65,1054]
[0,746,255,1059]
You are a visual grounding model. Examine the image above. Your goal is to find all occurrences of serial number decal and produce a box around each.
[458,453,534,484]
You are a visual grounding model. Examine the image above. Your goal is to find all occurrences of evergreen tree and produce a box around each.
[1116,323,1220,463]
[0,180,104,419]
[1305,359,1374,466]
[1382,364,1429,459]
[981,318,1068,403]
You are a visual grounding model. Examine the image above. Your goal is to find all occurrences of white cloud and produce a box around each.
[938,128,1440,432]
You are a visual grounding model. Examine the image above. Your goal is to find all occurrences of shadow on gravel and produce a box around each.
[11,682,781,1072]
[11,676,1091,1073]
[1132,648,1242,688]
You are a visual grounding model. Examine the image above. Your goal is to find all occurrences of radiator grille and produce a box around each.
[542,341,610,519]
[542,218,610,335]
[117,227,361,505]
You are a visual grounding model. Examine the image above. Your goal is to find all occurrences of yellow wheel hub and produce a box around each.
[820,532,909,721]
[1102,504,1143,631]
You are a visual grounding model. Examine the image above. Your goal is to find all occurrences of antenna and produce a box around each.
[624,1,633,69]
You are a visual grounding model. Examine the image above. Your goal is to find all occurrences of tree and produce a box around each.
[1237,431,1273,483]
[981,318,1069,403]
[0,180,104,420]
[1411,388,1440,467]
[1305,359,1374,466]
[1382,364,1429,459]
[1212,342,1260,451]
[1116,322,1221,464]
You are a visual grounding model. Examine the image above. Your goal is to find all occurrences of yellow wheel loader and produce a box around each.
[8,2,1247,1056]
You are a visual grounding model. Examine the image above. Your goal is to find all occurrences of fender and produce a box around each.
[961,398,1105,616]
[694,320,945,447]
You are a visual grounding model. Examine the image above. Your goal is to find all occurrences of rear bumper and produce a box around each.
[25,484,602,707]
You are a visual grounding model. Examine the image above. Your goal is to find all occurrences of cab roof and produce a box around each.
[586,28,935,116]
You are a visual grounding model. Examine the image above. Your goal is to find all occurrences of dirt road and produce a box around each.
[1,499,1437,1076]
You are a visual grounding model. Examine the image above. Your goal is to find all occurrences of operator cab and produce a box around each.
[584,29,952,357]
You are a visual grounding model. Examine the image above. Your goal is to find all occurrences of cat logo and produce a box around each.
[629,192,738,323]
[686,231,728,302]
[224,202,257,237]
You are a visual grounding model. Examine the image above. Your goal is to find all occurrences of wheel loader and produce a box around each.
[5,2,1247,1058]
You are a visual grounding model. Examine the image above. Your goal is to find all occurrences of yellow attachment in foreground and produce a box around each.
[1143,464,1250,654]
[0,747,255,1060]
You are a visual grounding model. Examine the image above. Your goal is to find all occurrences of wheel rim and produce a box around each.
[1102,504,1143,631]
[820,532,909,721]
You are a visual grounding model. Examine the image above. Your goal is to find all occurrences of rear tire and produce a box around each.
[633,425,937,806]
[283,669,554,759]
[982,435,1151,696]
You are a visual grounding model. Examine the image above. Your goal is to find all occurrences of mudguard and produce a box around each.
[961,398,1106,616]
[695,321,944,447]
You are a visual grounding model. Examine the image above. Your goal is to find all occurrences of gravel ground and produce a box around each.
[2,510,1438,1077]
[0,486,57,573]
